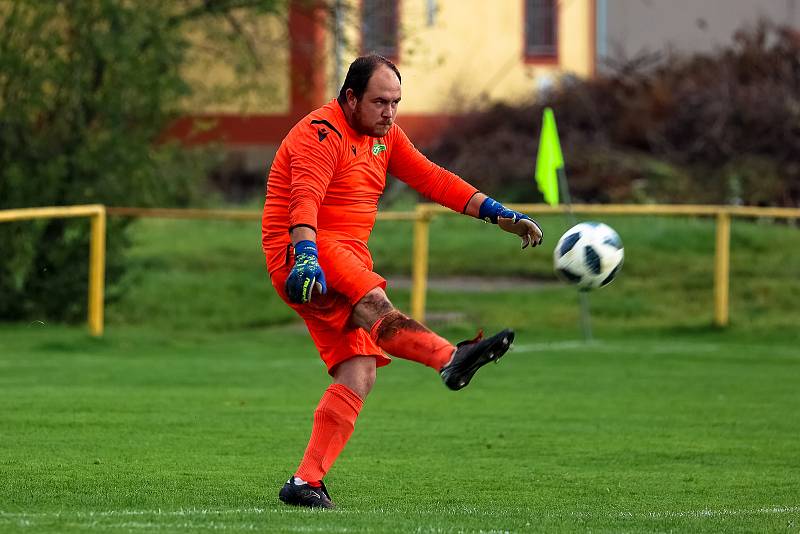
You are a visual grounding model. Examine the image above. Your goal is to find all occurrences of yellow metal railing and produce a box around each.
[409,203,800,327]
[106,203,800,328]
[0,205,106,336]
[3,202,799,336]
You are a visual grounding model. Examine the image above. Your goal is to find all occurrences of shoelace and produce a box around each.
[457,330,484,348]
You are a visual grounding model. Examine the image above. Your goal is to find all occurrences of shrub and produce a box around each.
[425,21,800,207]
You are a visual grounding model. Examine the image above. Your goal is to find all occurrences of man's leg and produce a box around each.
[352,288,456,370]
[295,356,374,483]
[353,287,514,390]
[280,357,375,509]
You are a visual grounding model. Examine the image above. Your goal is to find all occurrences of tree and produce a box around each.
[0,0,285,321]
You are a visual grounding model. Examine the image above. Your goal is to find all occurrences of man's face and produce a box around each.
[348,66,401,138]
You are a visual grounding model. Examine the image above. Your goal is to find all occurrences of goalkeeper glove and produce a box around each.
[285,240,327,303]
[479,197,543,249]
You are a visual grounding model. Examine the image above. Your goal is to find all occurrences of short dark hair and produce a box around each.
[337,54,401,104]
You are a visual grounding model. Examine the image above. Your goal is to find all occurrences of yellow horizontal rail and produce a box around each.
[107,206,418,221]
[109,203,800,222]
[723,206,800,219]
[419,203,800,219]
[0,204,105,222]
[0,205,106,336]
[107,207,260,220]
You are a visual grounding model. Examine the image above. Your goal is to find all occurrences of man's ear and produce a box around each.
[346,88,358,110]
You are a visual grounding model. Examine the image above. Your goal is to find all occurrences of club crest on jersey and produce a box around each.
[372,142,387,156]
[317,128,329,142]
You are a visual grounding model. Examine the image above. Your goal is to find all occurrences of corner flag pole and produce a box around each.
[535,107,593,342]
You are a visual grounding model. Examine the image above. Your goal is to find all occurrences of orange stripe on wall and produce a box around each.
[162,115,297,145]
[164,113,457,147]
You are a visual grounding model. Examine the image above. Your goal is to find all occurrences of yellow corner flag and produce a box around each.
[535,107,563,206]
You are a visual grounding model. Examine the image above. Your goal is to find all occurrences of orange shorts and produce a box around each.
[270,238,392,374]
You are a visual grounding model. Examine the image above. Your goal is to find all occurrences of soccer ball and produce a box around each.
[553,222,624,290]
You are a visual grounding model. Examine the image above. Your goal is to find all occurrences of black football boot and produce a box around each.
[440,329,514,390]
[278,476,335,509]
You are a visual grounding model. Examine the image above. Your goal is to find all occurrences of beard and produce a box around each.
[352,102,392,138]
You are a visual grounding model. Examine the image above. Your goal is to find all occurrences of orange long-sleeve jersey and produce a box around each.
[262,99,478,274]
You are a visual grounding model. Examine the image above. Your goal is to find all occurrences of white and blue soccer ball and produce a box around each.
[553,222,624,290]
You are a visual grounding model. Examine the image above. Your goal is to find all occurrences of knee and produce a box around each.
[352,288,395,331]
[334,356,376,399]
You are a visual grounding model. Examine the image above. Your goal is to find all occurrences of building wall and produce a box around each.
[181,14,291,115]
[332,0,594,114]
[598,0,799,68]
[171,0,595,149]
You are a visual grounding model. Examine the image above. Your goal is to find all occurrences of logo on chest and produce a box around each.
[372,141,387,156]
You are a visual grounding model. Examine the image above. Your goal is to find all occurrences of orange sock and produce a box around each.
[369,310,455,371]
[295,383,363,485]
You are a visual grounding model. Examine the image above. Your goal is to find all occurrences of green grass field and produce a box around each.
[2,211,799,532]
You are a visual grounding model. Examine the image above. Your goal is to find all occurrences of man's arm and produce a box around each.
[283,122,339,303]
[290,225,317,245]
[388,127,543,248]
[285,230,326,303]
[474,195,543,249]
[387,126,478,214]
[463,192,486,218]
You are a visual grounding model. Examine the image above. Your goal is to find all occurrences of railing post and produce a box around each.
[410,204,432,323]
[714,210,731,327]
[88,206,107,336]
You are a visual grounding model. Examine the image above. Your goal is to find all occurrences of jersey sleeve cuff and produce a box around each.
[288,223,317,234]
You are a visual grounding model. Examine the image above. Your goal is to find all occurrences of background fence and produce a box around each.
[3,203,799,336]
[0,205,106,335]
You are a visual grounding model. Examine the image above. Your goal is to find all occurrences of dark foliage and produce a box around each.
[425,22,800,206]
[0,1,283,322]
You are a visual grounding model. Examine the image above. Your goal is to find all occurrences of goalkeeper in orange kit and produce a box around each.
[262,54,543,509]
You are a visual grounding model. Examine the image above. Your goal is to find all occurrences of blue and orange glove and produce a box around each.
[479,197,543,249]
[285,240,327,303]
